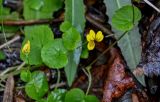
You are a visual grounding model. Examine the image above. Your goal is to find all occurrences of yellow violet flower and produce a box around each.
[22,40,30,54]
[86,30,104,50]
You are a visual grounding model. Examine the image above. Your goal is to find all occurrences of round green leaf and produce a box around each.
[65,88,85,102]
[112,5,141,31]
[47,89,66,102]
[20,70,31,82]
[20,25,54,65]
[25,71,49,100]
[41,39,68,69]
[85,95,99,102]
[62,27,81,50]
[60,21,72,32]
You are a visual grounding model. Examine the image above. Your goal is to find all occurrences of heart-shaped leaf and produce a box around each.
[47,89,66,102]
[20,70,31,82]
[41,39,68,69]
[62,27,81,51]
[25,71,49,100]
[60,21,72,32]
[84,95,99,102]
[65,88,85,102]
[20,25,53,65]
[23,0,63,20]
[112,5,141,31]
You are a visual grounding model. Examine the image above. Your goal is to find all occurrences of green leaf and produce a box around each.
[64,0,85,86]
[80,44,89,59]
[0,5,20,33]
[60,21,72,32]
[65,88,85,102]
[104,1,144,85]
[20,25,53,65]
[29,0,44,10]
[41,39,68,69]
[36,99,47,102]
[84,95,99,102]
[62,27,81,50]
[47,89,66,102]
[25,71,49,100]
[0,7,10,20]
[65,0,85,32]
[23,0,63,20]
[0,51,6,60]
[112,5,141,31]
[20,70,31,82]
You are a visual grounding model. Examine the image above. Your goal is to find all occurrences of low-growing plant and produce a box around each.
[19,0,142,101]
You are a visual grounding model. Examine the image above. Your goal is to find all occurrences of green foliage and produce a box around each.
[36,99,47,102]
[20,70,31,82]
[47,89,66,102]
[25,71,49,100]
[23,0,63,20]
[0,51,6,60]
[41,39,68,69]
[104,1,144,85]
[65,88,99,102]
[84,95,99,102]
[112,5,141,31]
[0,2,19,33]
[65,88,84,102]
[60,21,72,32]
[20,25,54,65]
[62,27,81,50]
[80,44,89,59]
[64,0,86,86]
[65,0,85,32]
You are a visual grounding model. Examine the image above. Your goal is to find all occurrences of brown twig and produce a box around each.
[86,14,113,35]
[0,18,63,26]
[0,14,113,37]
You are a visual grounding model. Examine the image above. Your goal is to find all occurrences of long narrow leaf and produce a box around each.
[64,0,85,86]
[104,0,144,85]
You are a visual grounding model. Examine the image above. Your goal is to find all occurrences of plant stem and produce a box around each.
[1,5,11,51]
[88,31,128,67]
[55,69,61,90]
[0,18,63,26]
[86,68,92,95]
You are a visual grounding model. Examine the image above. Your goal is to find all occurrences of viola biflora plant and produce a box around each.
[19,0,142,101]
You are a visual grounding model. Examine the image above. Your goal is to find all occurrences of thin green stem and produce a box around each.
[88,31,128,67]
[83,31,128,95]
[55,69,61,90]
[86,68,92,95]
[1,4,11,51]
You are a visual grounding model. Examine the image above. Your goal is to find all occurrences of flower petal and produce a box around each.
[22,40,30,54]
[86,34,92,42]
[87,41,95,50]
[87,30,96,41]
[95,31,104,42]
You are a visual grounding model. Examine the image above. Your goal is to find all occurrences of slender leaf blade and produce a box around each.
[104,0,144,85]
[64,0,85,86]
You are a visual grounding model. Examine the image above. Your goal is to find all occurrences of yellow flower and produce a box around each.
[22,40,30,54]
[86,30,104,50]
